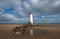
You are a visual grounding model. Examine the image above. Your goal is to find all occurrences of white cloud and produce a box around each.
[1,0,60,16]
[23,1,31,9]
[0,0,22,14]
[33,14,60,23]
[19,11,26,16]
[2,14,19,21]
[33,12,40,16]
[42,15,60,18]
[30,0,39,5]
[53,1,60,6]
[30,0,48,8]
[0,0,29,23]
[0,13,28,22]
[29,0,60,15]
[0,0,60,23]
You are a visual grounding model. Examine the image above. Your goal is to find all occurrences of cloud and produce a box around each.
[2,14,18,21]
[1,0,60,15]
[35,15,60,23]
[29,0,60,15]
[0,0,60,23]
[0,13,28,23]
[53,1,60,6]
[42,14,60,19]
[23,1,31,9]
[0,13,18,21]
[29,0,39,6]
[0,0,30,23]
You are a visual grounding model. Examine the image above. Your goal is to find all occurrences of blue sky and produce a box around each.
[0,0,60,23]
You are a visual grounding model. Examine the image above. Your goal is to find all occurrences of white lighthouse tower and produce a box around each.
[29,11,33,24]
[29,11,33,36]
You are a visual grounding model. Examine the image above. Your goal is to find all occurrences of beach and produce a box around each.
[0,24,60,39]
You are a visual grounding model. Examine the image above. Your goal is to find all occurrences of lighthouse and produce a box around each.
[29,11,33,36]
[29,11,33,24]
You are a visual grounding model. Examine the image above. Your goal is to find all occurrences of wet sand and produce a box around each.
[0,24,60,39]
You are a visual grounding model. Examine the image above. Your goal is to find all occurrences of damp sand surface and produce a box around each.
[0,24,60,39]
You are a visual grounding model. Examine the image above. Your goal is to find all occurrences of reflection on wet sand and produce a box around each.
[0,24,60,39]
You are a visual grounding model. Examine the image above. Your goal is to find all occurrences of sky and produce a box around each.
[0,0,60,23]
